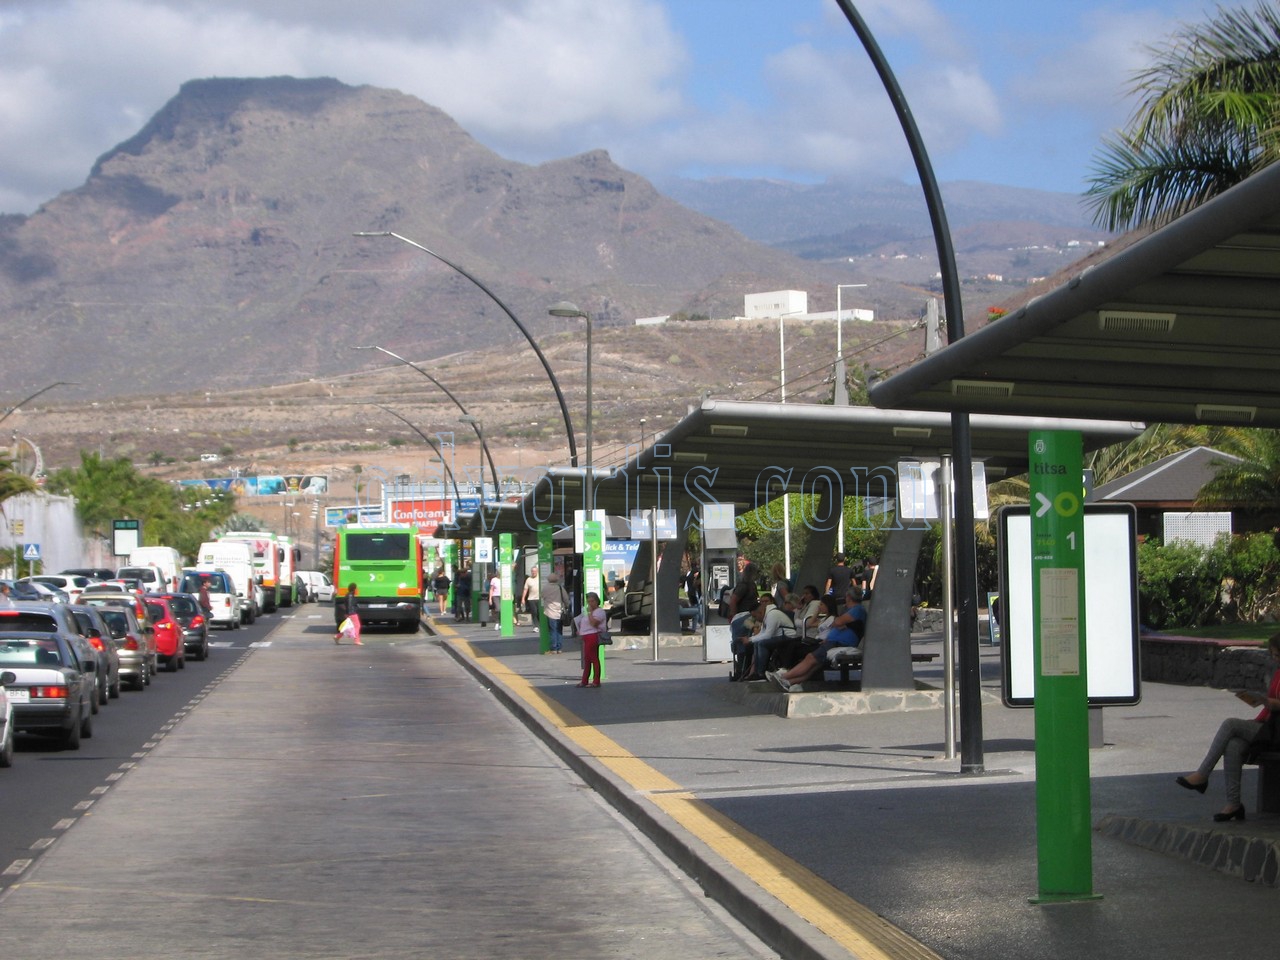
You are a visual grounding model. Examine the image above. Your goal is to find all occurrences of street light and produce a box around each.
[458,414,485,504]
[836,0,983,774]
[351,345,497,491]
[835,283,868,406]
[0,381,76,428]
[365,403,461,502]
[834,283,868,554]
[352,231,578,467]
[548,301,594,513]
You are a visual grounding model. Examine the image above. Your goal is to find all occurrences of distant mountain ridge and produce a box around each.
[658,175,1105,251]
[0,76,1105,404]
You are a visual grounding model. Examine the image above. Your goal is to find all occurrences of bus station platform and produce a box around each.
[429,615,1280,960]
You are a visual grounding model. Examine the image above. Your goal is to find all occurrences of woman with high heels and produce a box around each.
[1176,633,1280,821]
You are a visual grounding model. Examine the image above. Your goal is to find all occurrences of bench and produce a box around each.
[823,648,938,683]
[1251,751,1280,815]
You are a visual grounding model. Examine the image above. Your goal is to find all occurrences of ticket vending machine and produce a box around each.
[701,504,739,662]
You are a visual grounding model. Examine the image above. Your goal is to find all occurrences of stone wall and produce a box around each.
[1141,637,1272,689]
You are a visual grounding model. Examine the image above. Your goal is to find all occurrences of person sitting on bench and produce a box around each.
[744,593,800,680]
[767,588,867,691]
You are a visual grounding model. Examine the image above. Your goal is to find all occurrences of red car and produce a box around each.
[144,597,186,672]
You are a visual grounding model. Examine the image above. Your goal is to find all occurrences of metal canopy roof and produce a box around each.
[868,161,1280,427]
[451,398,1143,539]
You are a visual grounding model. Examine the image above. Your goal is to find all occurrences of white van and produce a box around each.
[126,546,183,592]
[196,540,258,624]
[179,568,243,630]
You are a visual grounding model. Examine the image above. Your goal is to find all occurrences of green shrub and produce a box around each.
[1137,534,1280,629]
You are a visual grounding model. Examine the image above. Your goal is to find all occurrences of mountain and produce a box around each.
[0,76,1107,406]
[0,77,855,401]
[658,174,1107,251]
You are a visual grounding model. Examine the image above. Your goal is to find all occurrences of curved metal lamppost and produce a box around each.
[547,301,594,513]
[835,0,983,773]
[365,403,462,503]
[351,344,498,497]
[1,381,76,428]
[353,231,579,468]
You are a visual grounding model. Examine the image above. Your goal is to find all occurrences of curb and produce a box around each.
[1097,814,1280,887]
[433,628,875,960]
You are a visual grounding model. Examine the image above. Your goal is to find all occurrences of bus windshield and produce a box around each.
[345,533,411,562]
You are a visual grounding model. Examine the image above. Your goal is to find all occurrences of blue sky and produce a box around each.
[0,0,1218,214]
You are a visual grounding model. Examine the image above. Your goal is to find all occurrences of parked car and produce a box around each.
[150,592,209,661]
[22,574,93,603]
[1,603,107,714]
[59,568,116,581]
[0,670,14,767]
[295,570,335,604]
[179,569,242,630]
[68,604,123,701]
[4,579,69,603]
[84,600,155,690]
[80,581,148,618]
[0,578,48,602]
[143,597,185,672]
[0,633,95,749]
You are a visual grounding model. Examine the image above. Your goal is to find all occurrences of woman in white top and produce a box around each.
[574,592,608,687]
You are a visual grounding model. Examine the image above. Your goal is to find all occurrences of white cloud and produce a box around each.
[0,0,689,213]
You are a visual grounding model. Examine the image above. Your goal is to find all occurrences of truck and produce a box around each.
[277,535,302,608]
[196,540,257,624]
[332,525,423,632]
[124,546,183,593]
[218,532,281,613]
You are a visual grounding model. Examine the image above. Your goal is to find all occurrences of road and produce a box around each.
[0,610,280,891]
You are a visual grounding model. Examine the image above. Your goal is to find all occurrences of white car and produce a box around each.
[22,574,93,603]
[1,670,14,767]
[295,570,335,603]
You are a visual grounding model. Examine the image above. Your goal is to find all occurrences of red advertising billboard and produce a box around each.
[387,498,453,533]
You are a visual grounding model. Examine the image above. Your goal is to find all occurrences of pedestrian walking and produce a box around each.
[521,566,541,626]
[335,582,362,645]
[542,573,571,654]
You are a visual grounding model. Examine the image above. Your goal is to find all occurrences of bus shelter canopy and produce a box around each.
[444,399,1143,541]
[868,162,1280,427]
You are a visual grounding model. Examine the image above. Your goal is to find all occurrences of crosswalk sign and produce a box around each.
[22,543,40,561]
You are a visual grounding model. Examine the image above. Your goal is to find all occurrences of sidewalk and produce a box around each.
[432,615,1280,960]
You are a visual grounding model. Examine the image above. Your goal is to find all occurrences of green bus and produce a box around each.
[332,525,424,632]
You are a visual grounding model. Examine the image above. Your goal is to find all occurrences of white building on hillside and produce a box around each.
[744,290,807,319]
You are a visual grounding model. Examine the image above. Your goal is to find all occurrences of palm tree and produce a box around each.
[0,453,37,508]
[1086,2,1280,231]
[1197,429,1280,510]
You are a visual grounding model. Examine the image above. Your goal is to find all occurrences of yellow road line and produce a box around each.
[438,627,942,960]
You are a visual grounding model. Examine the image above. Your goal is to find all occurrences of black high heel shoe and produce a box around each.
[1213,805,1246,822]
[1176,775,1208,794]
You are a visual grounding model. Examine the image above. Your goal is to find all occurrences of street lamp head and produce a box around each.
[548,300,588,319]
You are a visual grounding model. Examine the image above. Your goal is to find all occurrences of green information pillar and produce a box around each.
[537,525,553,652]
[499,534,515,637]
[444,541,458,615]
[582,519,606,680]
[1028,430,1097,903]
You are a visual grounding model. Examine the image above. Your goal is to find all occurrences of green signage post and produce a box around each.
[1028,430,1097,903]
[444,540,457,614]
[537,525,553,652]
[499,533,515,637]
[582,518,606,681]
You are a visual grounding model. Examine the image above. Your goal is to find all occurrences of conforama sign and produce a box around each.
[387,499,453,530]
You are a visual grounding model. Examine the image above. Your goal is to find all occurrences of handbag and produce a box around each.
[598,628,613,645]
